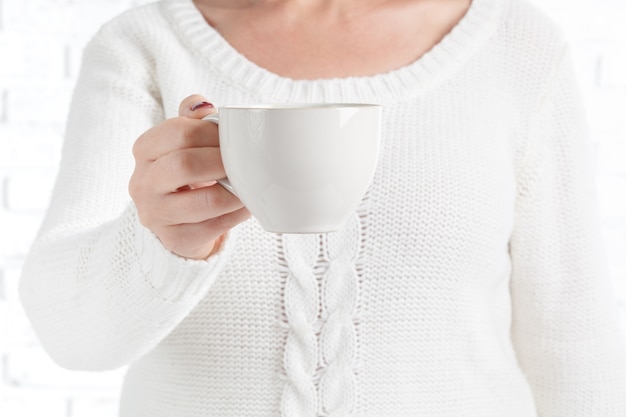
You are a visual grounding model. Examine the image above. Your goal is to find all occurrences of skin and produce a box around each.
[195,0,472,79]
[129,0,471,260]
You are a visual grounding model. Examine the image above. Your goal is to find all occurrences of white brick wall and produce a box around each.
[0,0,625,415]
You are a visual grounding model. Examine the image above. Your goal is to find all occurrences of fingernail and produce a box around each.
[190,101,214,111]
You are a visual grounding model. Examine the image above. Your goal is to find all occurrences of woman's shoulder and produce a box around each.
[77,1,178,76]
[499,0,568,51]
[490,0,570,84]
[88,1,171,50]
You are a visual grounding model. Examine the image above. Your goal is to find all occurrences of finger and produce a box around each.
[134,117,219,162]
[159,184,246,225]
[148,147,226,192]
[161,207,251,259]
[178,94,217,119]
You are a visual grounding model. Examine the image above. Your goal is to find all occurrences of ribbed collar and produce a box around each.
[162,0,507,103]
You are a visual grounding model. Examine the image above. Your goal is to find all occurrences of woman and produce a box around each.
[20,0,626,416]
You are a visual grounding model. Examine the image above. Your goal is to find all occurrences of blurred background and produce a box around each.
[0,0,625,415]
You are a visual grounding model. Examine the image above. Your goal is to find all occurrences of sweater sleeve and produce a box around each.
[19,21,235,371]
[509,44,626,416]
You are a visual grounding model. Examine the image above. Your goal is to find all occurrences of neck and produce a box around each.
[195,0,390,15]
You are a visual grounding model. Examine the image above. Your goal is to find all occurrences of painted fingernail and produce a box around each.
[190,101,214,111]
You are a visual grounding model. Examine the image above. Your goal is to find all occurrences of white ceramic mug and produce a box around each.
[203,103,381,233]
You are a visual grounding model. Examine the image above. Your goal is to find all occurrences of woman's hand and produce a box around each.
[129,95,250,260]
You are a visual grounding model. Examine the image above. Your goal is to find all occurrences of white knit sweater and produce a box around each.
[19,0,626,416]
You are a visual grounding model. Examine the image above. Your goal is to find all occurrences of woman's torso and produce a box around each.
[119,0,544,414]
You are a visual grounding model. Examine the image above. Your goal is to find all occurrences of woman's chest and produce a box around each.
[368,98,519,264]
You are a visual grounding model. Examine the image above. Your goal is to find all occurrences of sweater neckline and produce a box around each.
[163,0,507,103]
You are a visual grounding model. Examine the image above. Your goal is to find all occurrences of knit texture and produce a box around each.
[19,0,626,416]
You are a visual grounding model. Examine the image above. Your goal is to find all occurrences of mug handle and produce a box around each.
[202,113,237,196]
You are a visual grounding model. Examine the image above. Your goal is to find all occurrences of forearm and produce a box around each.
[20,202,234,371]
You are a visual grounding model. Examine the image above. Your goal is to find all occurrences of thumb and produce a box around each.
[178,94,217,119]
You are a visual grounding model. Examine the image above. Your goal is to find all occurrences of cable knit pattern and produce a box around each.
[279,211,364,417]
[279,233,320,417]
[318,213,363,417]
[18,0,626,416]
